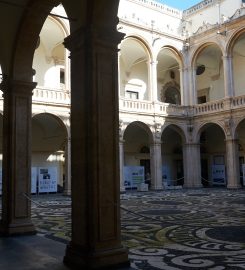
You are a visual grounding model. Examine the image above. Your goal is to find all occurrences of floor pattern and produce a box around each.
[31,189,245,269]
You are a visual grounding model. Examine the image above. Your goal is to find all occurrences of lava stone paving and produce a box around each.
[31,188,245,269]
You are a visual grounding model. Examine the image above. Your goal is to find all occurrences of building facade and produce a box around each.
[118,0,245,191]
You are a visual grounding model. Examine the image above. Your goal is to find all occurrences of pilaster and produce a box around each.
[226,138,241,189]
[63,137,71,196]
[223,55,234,97]
[183,143,202,188]
[0,78,36,235]
[63,27,129,269]
[150,137,163,190]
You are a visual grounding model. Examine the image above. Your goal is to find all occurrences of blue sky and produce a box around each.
[155,0,201,10]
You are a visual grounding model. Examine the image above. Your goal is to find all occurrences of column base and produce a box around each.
[63,189,71,196]
[64,242,130,269]
[227,184,242,189]
[120,186,126,193]
[0,221,36,236]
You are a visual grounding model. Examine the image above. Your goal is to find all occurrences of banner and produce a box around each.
[38,167,57,193]
[124,166,144,189]
[212,165,226,186]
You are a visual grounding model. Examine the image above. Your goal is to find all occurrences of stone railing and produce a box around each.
[119,98,188,116]
[32,86,70,105]
[194,99,224,115]
[120,95,245,117]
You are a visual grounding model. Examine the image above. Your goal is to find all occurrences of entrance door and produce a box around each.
[201,159,209,187]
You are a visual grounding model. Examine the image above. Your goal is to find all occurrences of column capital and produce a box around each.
[0,77,37,96]
[64,26,125,54]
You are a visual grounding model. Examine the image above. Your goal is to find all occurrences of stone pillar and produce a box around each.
[226,139,241,188]
[119,139,125,192]
[63,137,71,196]
[0,79,36,235]
[189,67,197,105]
[223,55,234,97]
[183,143,202,188]
[149,60,158,101]
[150,139,163,190]
[63,27,129,269]
[180,67,189,106]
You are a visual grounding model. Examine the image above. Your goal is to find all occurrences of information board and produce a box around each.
[38,167,57,193]
[124,166,144,189]
[212,165,226,186]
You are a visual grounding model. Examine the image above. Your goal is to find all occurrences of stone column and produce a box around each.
[223,55,234,97]
[0,79,36,235]
[150,139,163,190]
[183,143,202,188]
[149,60,158,101]
[63,137,71,196]
[119,139,125,192]
[226,138,241,188]
[180,67,189,106]
[63,27,129,269]
[189,67,197,105]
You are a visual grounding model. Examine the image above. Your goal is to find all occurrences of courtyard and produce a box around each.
[25,188,245,269]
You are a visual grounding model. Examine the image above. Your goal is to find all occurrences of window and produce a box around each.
[126,90,139,99]
[60,68,65,84]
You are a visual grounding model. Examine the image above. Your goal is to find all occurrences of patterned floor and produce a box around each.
[31,188,245,270]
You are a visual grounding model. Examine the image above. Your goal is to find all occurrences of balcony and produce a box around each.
[32,86,70,106]
[119,95,245,118]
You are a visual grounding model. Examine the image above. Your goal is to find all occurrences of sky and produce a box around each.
[155,0,202,10]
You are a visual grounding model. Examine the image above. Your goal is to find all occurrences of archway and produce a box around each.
[235,118,245,187]
[194,44,224,104]
[123,121,153,189]
[161,125,185,187]
[198,123,226,187]
[231,32,245,97]
[32,113,67,194]
[119,37,151,100]
[157,47,182,104]
[1,0,129,269]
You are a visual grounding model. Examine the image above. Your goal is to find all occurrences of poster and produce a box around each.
[38,167,57,193]
[124,166,144,189]
[31,167,37,194]
[212,165,226,186]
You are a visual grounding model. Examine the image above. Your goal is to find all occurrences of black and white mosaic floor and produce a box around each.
[31,189,245,269]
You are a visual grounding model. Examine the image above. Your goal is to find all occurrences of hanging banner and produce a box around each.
[212,165,226,186]
[124,166,144,189]
[38,167,57,193]
[31,167,37,194]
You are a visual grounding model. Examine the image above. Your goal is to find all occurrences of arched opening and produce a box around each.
[157,47,181,104]
[195,44,224,104]
[198,123,226,187]
[235,118,245,187]
[32,113,67,194]
[161,125,184,187]
[119,38,150,100]
[123,122,152,189]
[232,32,245,97]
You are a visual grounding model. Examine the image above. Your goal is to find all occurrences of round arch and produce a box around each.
[161,123,187,143]
[123,121,153,142]
[195,122,226,143]
[226,27,245,55]
[191,42,224,67]
[121,35,153,60]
